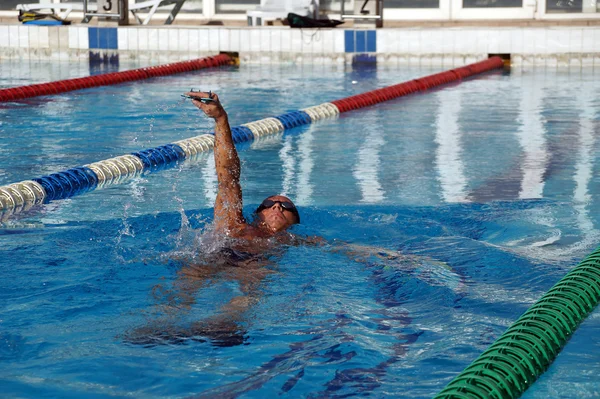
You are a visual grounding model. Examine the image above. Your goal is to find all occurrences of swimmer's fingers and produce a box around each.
[185,91,219,102]
[185,91,226,120]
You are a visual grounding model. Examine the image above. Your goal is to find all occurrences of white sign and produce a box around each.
[97,0,119,14]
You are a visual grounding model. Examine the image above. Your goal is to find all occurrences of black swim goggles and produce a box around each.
[256,199,300,223]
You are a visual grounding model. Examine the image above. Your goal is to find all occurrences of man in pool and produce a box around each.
[125,91,302,346]
[125,91,461,347]
[185,90,301,242]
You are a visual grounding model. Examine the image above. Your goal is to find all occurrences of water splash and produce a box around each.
[114,202,136,263]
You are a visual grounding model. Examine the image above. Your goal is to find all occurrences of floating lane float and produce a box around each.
[434,245,600,399]
[0,56,504,220]
[0,54,233,102]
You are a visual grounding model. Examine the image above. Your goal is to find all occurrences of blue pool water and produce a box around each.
[1,60,599,398]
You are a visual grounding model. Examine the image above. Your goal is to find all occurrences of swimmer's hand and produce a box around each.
[185,90,226,120]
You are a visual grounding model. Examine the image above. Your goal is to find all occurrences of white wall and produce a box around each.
[1,24,599,67]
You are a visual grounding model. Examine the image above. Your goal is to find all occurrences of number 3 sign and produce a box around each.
[97,0,119,14]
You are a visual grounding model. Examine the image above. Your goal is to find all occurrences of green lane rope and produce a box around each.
[434,246,600,399]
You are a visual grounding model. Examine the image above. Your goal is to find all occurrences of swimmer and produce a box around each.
[124,92,462,348]
[185,90,301,245]
[123,91,304,347]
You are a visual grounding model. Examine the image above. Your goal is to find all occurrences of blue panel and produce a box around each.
[231,126,254,143]
[166,144,187,160]
[33,167,99,202]
[136,149,166,172]
[230,127,245,144]
[275,111,312,130]
[208,126,254,144]
[24,20,62,25]
[107,28,118,50]
[239,126,254,141]
[133,144,186,173]
[367,30,376,53]
[344,30,354,53]
[132,151,153,171]
[356,31,366,53]
[88,27,99,49]
[98,28,109,50]
[32,176,56,202]
[352,54,377,64]
[78,167,100,190]
[297,111,312,125]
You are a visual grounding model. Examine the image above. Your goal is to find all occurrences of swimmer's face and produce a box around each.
[257,195,299,233]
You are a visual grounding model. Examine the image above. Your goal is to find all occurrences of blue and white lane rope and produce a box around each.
[0,57,505,220]
[0,103,339,220]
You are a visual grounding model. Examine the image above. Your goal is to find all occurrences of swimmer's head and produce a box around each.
[255,195,300,233]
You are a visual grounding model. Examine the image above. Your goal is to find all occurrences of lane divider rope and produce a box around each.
[434,245,600,399]
[0,56,504,220]
[0,54,232,102]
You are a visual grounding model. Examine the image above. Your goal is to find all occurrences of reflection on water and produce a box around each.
[279,135,295,198]
[296,124,315,206]
[435,87,467,203]
[277,124,317,206]
[517,76,548,200]
[535,89,600,260]
[353,122,385,203]
[201,152,217,203]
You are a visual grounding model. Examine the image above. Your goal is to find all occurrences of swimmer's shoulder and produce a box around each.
[229,223,327,248]
[229,223,271,240]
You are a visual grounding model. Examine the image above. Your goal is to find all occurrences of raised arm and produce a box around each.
[186,91,245,233]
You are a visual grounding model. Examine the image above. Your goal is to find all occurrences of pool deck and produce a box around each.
[0,15,599,67]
